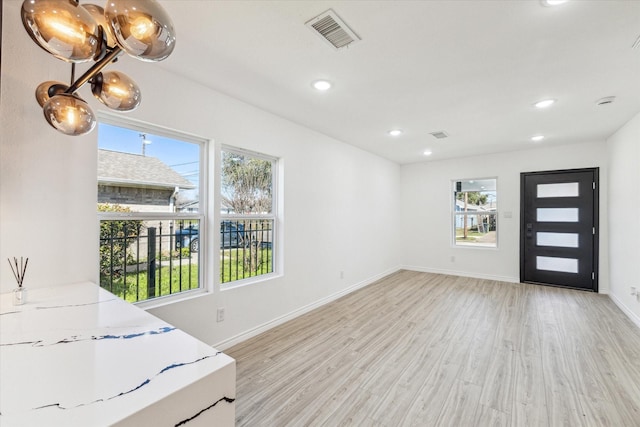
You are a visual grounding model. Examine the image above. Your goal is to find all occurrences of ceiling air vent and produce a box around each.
[306,9,361,50]
[430,131,449,139]
[595,96,616,106]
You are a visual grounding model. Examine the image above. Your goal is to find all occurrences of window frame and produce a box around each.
[451,177,499,249]
[96,114,210,307]
[219,145,279,289]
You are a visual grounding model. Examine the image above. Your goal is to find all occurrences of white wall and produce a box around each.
[1,0,401,347]
[142,64,403,346]
[400,142,609,291]
[1,1,98,290]
[606,112,640,325]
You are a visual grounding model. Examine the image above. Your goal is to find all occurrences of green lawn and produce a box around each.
[221,247,273,283]
[100,262,199,303]
[101,247,273,302]
[455,228,496,244]
[455,228,485,241]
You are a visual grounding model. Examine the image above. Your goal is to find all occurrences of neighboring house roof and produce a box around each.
[456,200,495,212]
[455,199,489,212]
[98,149,195,190]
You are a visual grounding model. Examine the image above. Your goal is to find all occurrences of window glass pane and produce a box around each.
[536,256,578,273]
[99,218,200,303]
[536,232,579,248]
[220,219,274,283]
[221,150,273,215]
[537,182,579,198]
[97,122,204,303]
[454,213,497,245]
[98,123,200,213]
[221,148,277,286]
[453,178,497,247]
[536,208,579,222]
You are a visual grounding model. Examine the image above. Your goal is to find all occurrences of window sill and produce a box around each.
[220,272,282,291]
[135,287,210,310]
[453,243,499,250]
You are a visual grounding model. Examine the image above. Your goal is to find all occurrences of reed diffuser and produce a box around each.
[8,257,29,305]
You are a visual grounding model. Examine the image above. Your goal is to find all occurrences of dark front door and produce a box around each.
[520,168,599,291]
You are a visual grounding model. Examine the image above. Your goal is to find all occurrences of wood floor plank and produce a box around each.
[536,287,587,427]
[401,359,461,426]
[478,346,517,415]
[511,348,548,427]
[476,404,510,427]
[226,271,640,426]
[434,379,482,426]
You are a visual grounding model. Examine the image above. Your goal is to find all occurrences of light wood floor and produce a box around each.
[226,271,640,426]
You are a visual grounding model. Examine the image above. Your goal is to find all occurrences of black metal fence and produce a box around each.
[99,218,275,302]
[220,218,274,284]
[99,219,200,303]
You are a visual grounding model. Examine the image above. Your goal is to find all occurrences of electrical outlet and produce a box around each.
[631,287,637,296]
[217,307,225,322]
[450,256,455,263]
[340,271,344,279]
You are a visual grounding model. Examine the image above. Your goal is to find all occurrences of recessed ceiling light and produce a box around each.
[541,0,568,6]
[388,129,403,137]
[423,150,432,156]
[312,80,332,91]
[531,135,545,142]
[534,99,556,108]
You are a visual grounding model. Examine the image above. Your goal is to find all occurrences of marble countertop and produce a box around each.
[0,282,235,426]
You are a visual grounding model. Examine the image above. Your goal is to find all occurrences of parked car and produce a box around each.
[175,221,247,252]
[175,224,199,252]
[220,220,245,249]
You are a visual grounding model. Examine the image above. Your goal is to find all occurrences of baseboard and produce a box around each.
[212,266,402,350]
[401,265,520,284]
[608,293,640,329]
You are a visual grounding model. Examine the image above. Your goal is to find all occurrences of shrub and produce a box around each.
[98,204,143,285]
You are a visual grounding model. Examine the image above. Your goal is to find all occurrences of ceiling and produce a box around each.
[158,0,640,164]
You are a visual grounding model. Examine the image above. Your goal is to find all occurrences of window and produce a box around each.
[97,121,206,303]
[220,147,276,286]
[453,178,497,247]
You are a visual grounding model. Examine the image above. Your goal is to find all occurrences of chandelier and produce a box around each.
[21,0,176,136]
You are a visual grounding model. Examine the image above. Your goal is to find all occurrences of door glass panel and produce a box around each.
[537,182,579,198]
[536,232,579,248]
[536,256,578,273]
[537,208,579,222]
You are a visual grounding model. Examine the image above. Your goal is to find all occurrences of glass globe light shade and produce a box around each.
[105,0,176,62]
[35,81,69,107]
[21,0,101,63]
[43,93,96,136]
[91,71,141,111]
[82,4,117,48]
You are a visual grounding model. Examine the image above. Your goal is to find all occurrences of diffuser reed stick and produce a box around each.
[7,257,29,288]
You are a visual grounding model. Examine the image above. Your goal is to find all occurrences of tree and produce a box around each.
[221,151,272,214]
[456,191,488,240]
[221,152,273,275]
[456,191,487,205]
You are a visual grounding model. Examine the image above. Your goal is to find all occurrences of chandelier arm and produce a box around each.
[65,46,123,95]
